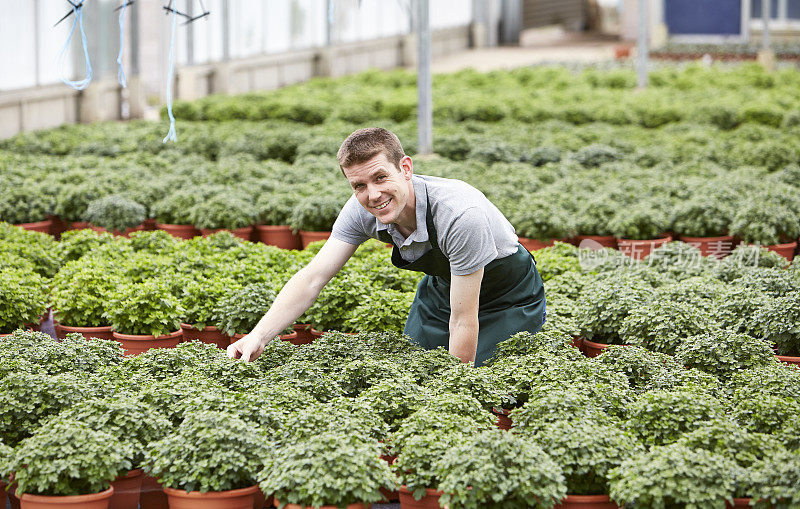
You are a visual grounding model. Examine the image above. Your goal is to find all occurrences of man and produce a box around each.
[228,127,546,366]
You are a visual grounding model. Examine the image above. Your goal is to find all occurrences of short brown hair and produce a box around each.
[337,127,406,170]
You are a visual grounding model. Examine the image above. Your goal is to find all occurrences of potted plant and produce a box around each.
[3,329,123,376]
[522,421,644,508]
[0,267,48,335]
[180,276,243,349]
[189,194,256,241]
[608,444,737,508]
[104,279,185,356]
[151,187,205,239]
[671,196,735,258]
[424,363,513,412]
[355,378,428,433]
[56,228,116,263]
[214,282,296,343]
[510,201,576,251]
[625,389,725,446]
[288,196,343,248]
[749,292,800,361]
[254,193,301,249]
[54,180,116,231]
[609,203,671,260]
[591,345,686,394]
[45,397,171,509]
[573,197,618,249]
[342,290,414,334]
[143,410,269,509]
[674,331,776,380]
[2,418,128,508]
[304,273,379,333]
[259,432,397,509]
[84,195,147,236]
[729,198,800,261]
[619,296,715,356]
[51,258,120,340]
[0,185,56,234]
[393,432,463,508]
[744,448,800,508]
[436,429,567,509]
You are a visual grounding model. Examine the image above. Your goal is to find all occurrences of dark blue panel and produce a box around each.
[751,0,780,18]
[789,0,800,19]
[666,0,742,35]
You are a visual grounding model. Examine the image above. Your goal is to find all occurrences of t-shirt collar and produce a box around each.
[375,175,429,244]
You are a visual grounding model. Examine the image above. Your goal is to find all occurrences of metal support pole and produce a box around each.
[186,0,194,65]
[326,0,334,46]
[130,0,139,74]
[762,0,771,49]
[222,0,229,61]
[417,0,432,155]
[636,0,648,89]
[34,0,41,86]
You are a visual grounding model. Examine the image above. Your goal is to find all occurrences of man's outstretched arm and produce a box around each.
[227,237,359,361]
[449,267,483,364]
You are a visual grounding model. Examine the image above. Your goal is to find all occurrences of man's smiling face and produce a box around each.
[342,152,413,225]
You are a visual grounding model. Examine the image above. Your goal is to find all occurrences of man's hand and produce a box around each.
[227,332,268,362]
[449,267,483,364]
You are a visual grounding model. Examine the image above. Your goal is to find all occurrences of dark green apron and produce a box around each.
[376,193,546,366]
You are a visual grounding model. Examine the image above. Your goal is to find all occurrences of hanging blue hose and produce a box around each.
[58,1,93,90]
[116,1,128,87]
[162,3,177,143]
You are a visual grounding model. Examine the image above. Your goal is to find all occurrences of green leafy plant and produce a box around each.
[2,330,122,375]
[674,330,776,380]
[305,273,379,331]
[625,389,725,446]
[524,421,646,495]
[745,449,800,506]
[436,429,567,509]
[342,289,414,333]
[254,193,297,226]
[576,274,655,344]
[214,281,291,336]
[510,201,576,240]
[57,228,116,262]
[259,432,396,508]
[0,184,55,224]
[144,410,269,492]
[3,418,129,496]
[609,202,669,240]
[51,258,120,327]
[355,377,429,431]
[180,275,241,329]
[729,198,800,246]
[189,193,256,230]
[620,297,716,355]
[533,242,583,281]
[511,387,617,436]
[151,186,209,225]
[730,392,800,436]
[104,279,184,336]
[670,195,734,238]
[424,363,513,410]
[289,195,343,232]
[0,267,48,334]
[643,241,714,280]
[84,194,146,232]
[592,345,686,393]
[608,444,736,509]
[750,292,800,356]
[393,431,464,499]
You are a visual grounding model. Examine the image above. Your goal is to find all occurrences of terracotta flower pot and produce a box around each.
[54,323,115,341]
[571,336,584,350]
[726,498,752,508]
[761,241,797,262]
[180,323,230,349]
[310,328,324,339]
[142,218,157,231]
[156,223,200,240]
[4,481,19,509]
[292,324,316,344]
[299,230,331,248]
[20,487,114,509]
[776,354,800,366]
[109,469,144,509]
[555,494,621,509]
[679,235,735,259]
[68,221,91,231]
[200,226,254,241]
[398,486,443,509]
[139,475,168,509]
[518,237,556,252]
[273,501,368,509]
[112,330,183,356]
[255,225,302,250]
[15,218,54,235]
[582,338,614,358]
[617,235,673,260]
[574,235,617,250]
[88,224,145,238]
[164,485,260,509]
[492,407,513,430]
[253,490,273,509]
[613,45,632,59]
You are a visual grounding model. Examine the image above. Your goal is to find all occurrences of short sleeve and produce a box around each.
[441,207,498,276]
[331,195,371,246]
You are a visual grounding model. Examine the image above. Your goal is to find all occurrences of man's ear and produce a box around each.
[400,155,413,179]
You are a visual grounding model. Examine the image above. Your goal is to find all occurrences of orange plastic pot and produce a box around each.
[573,235,617,250]
[299,230,331,248]
[156,223,200,240]
[398,486,443,509]
[582,338,613,358]
[762,241,797,261]
[555,494,621,508]
[292,324,316,344]
[274,501,368,509]
[164,485,260,509]
[518,237,556,252]
[15,218,54,235]
[776,354,800,366]
[112,330,183,356]
[255,225,302,250]
[492,407,513,430]
[20,487,113,509]
[139,475,168,509]
[180,323,230,349]
[200,227,253,241]
[679,235,735,259]
[617,235,672,260]
[109,469,144,509]
[54,323,115,341]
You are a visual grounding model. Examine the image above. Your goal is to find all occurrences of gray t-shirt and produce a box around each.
[331,174,519,275]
